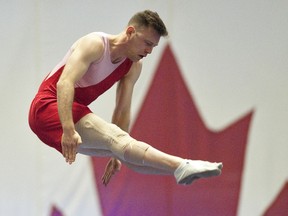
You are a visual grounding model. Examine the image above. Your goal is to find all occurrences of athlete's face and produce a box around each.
[126,26,160,62]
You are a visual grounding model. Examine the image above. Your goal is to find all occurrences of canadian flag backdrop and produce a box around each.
[1,1,287,216]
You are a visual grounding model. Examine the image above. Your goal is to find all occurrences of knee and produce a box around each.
[77,114,110,135]
[123,141,150,165]
[76,114,96,132]
[82,118,95,129]
[76,114,111,145]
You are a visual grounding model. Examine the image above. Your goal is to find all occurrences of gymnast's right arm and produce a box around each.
[56,35,104,164]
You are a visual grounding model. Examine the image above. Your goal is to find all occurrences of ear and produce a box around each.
[126,26,136,37]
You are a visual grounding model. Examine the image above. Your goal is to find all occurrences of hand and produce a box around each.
[102,158,122,186]
[61,130,82,164]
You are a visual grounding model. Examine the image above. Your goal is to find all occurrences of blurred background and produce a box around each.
[1,1,287,215]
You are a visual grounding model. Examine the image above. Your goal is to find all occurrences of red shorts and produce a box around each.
[28,92,92,153]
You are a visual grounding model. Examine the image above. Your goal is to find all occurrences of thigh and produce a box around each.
[75,113,115,150]
[75,113,135,161]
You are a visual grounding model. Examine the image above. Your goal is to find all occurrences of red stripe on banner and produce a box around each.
[263,181,288,216]
[92,44,253,216]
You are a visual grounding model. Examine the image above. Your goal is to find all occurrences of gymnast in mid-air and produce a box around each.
[29,10,223,186]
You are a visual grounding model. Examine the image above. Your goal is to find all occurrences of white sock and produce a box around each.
[174,159,189,181]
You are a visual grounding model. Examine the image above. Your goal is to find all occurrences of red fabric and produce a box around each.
[29,58,133,152]
[263,181,288,216]
[74,59,133,105]
[38,59,133,106]
[28,92,92,153]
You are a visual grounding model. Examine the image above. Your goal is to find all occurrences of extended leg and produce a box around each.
[75,113,223,184]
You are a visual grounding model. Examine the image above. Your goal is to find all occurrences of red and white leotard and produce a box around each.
[29,32,133,152]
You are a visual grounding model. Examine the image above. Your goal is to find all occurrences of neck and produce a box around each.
[109,32,127,63]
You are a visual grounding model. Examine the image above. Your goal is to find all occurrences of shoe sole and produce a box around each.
[178,169,222,185]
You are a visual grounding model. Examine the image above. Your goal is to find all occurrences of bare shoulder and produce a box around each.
[71,33,104,62]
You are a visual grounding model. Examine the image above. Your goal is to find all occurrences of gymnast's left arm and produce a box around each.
[112,61,142,131]
[101,61,142,186]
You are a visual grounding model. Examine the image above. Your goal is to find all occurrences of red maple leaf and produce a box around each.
[263,181,288,216]
[92,44,253,216]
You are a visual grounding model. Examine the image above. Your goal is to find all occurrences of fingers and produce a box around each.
[61,133,82,164]
[101,159,121,186]
[67,144,76,164]
[102,165,114,186]
[63,143,76,164]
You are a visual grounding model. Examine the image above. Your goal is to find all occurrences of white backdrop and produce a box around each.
[1,1,287,215]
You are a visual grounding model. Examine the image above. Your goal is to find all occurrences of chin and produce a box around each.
[128,56,141,62]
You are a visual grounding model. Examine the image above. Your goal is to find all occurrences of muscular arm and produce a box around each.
[56,34,104,163]
[102,61,142,186]
[112,61,142,132]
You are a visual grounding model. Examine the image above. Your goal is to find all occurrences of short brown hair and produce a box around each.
[128,10,168,37]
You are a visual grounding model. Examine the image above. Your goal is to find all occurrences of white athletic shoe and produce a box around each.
[174,160,223,185]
